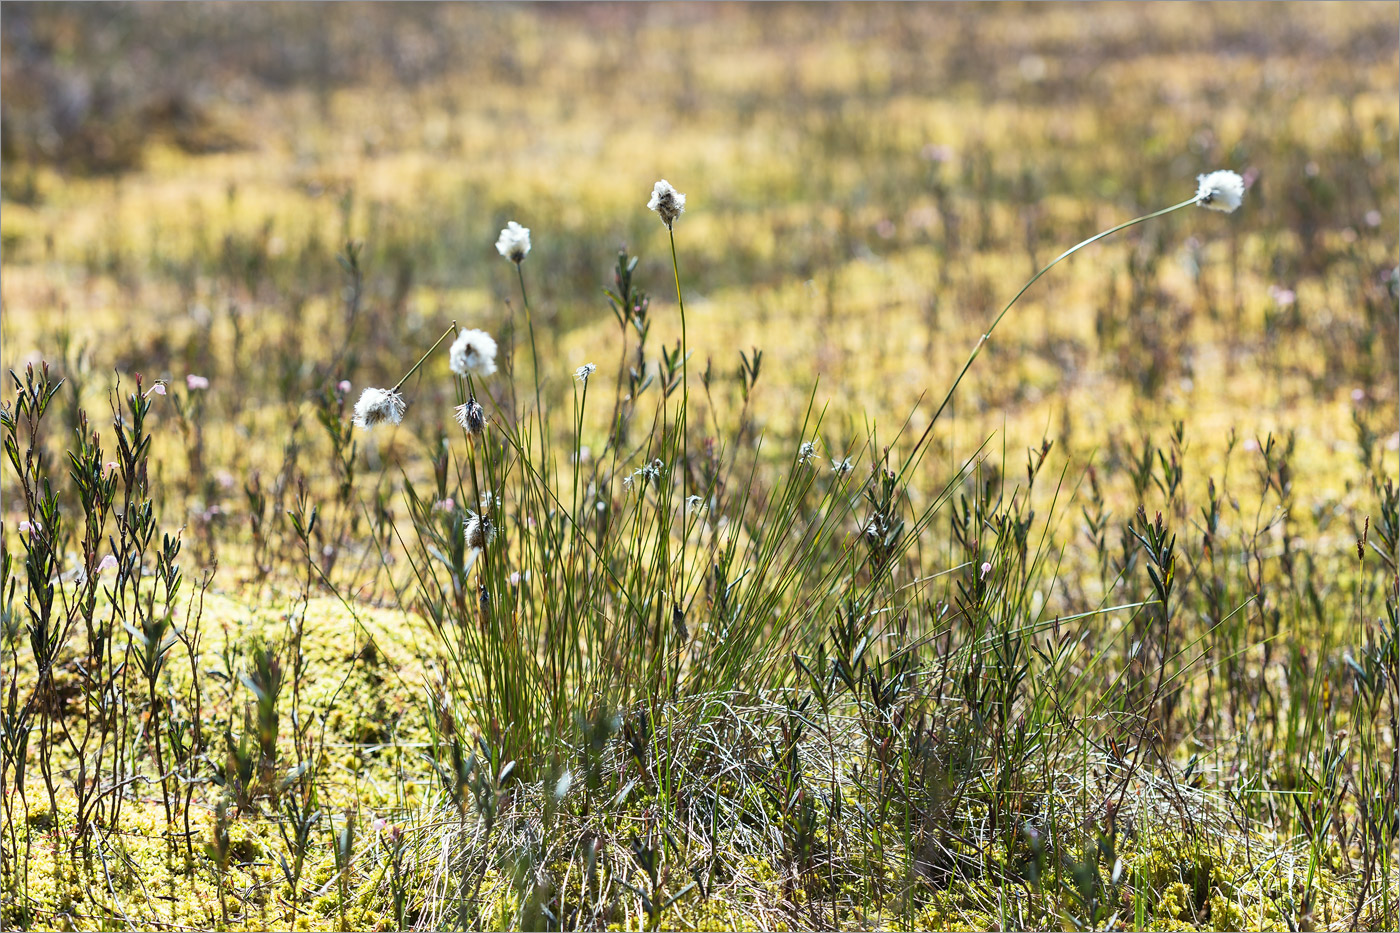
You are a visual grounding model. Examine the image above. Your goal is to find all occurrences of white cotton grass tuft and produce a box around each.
[832,457,855,476]
[647,180,686,228]
[797,441,818,466]
[495,221,531,264]
[449,329,498,377]
[1194,170,1246,213]
[454,396,487,436]
[574,362,597,383]
[464,510,497,550]
[353,387,406,428]
[633,458,665,488]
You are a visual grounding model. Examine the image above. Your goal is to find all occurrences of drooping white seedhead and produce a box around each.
[1195,170,1246,213]
[353,387,406,428]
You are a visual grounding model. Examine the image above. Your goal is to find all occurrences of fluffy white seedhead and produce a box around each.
[574,362,597,383]
[634,458,665,488]
[495,221,531,263]
[647,180,686,228]
[797,441,818,466]
[464,510,497,550]
[1195,170,1245,213]
[449,329,499,377]
[832,457,855,476]
[454,397,487,435]
[353,387,406,428]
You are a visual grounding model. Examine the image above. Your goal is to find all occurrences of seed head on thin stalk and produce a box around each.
[499,223,547,477]
[651,178,692,621]
[647,180,686,229]
[454,396,487,436]
[352,322,456,429]
[450,329,498,378]
[464,511,496,550]
[900,169,1246,479]
[495,221,531,264]
[1194,170,1246,213]
[353,387,406,428]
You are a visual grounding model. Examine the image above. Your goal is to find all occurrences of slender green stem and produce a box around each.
[516,261,549,480]
[391,322,457,393]
[668,225,688,608]
[902,196,1199,476]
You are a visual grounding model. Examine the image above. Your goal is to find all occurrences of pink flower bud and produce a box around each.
[338,380,352,394]
[97,554,119,573]
[980,561,993,579]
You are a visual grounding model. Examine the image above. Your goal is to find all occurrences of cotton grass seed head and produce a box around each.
[648,180,686,228]
[353,387,406,428]
[1194,170,1246,213]
[634,458,664,488]
[495,221,531,263]
[798,441,818,466]
[454,396,487,436]
[832,457,855,476]
[575,362,597,383]
[464,510,497,550]
[449,329,498,377]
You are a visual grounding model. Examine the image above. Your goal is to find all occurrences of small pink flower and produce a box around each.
[145,383,167,398]
[370,817,388,833]
[97,554,119,573]
[18,520,39,533]
[509,571,522,586]
[1351,388,1366,403]
[186,374,209,391]
[337,380,352,394]
[1243,438,1260,452]
[105,461,118,475]
[1365,210,1382,228]
[1268,286,1295,307]
[979,561,992,580]
[921,143,953,163]
[433,497,455,512]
